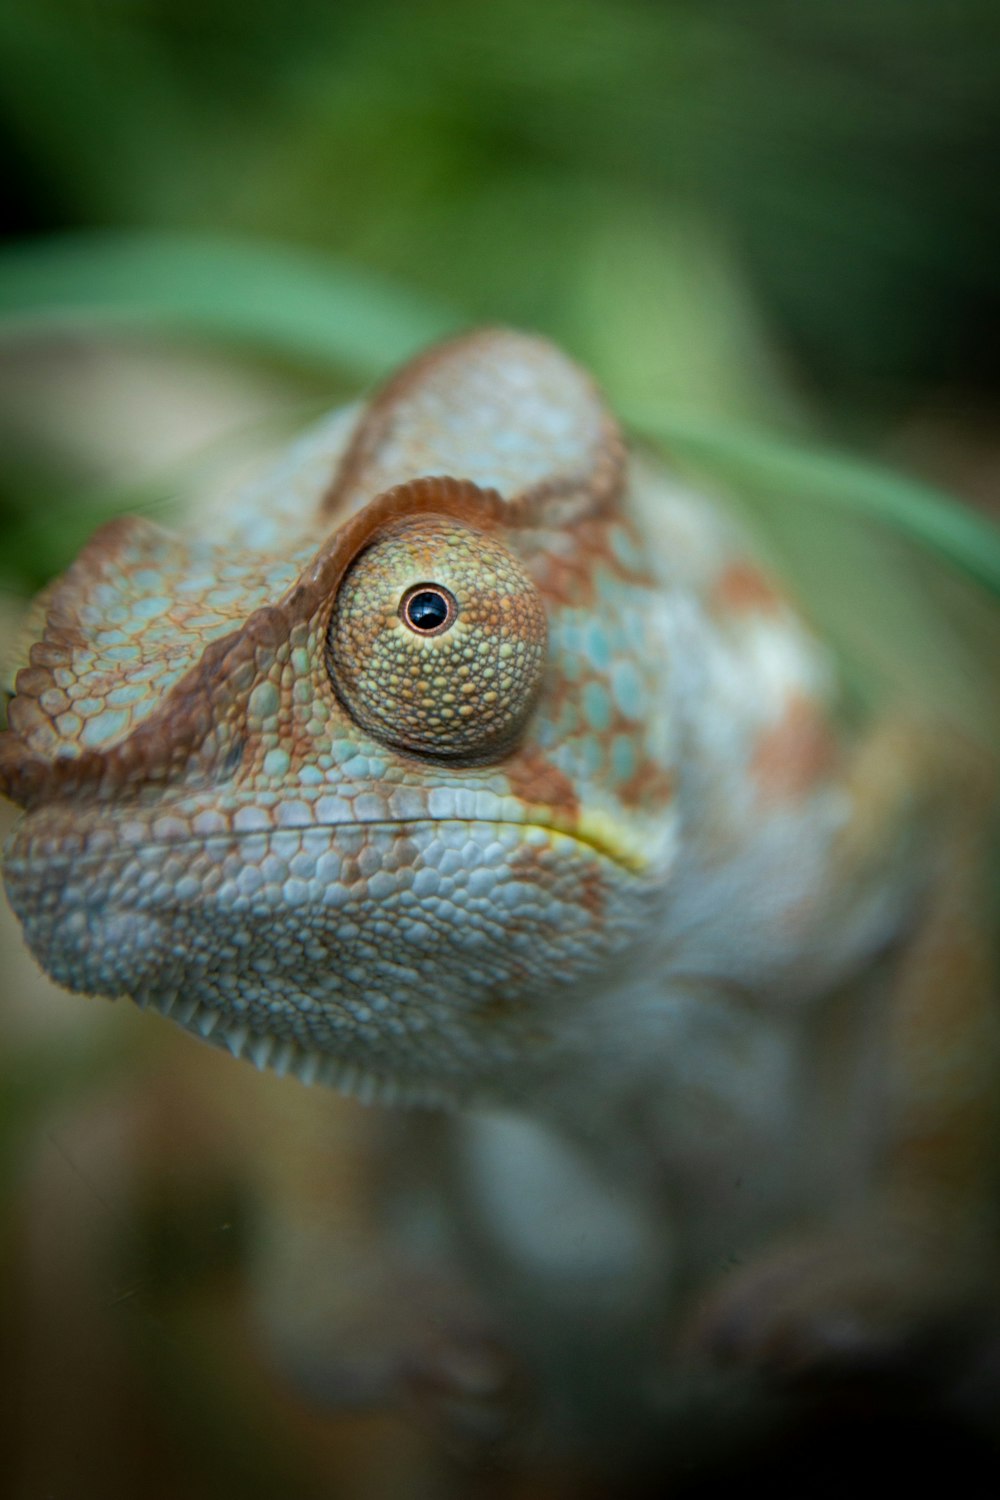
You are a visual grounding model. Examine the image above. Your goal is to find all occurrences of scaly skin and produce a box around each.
[1,330,997,1448]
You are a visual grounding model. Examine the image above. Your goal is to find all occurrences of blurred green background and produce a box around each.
[3,0,999,417]
[1,2,1000,1497]
[2,0,1000,555]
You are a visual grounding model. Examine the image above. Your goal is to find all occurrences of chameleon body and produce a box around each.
[1,331,996,1454]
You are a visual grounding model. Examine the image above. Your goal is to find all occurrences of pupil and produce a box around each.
[405,588,451,632]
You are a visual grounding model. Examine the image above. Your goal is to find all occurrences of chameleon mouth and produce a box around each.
[3,810,649,880]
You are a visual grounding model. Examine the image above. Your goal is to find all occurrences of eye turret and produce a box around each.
[326,514,546,761]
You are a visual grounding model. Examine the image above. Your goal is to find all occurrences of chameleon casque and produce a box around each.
[1,329,998,1466]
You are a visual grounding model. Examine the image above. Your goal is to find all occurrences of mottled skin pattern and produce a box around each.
[1,331,997,1457]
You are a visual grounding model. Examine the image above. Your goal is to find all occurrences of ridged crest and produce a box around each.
[0,332,626,810]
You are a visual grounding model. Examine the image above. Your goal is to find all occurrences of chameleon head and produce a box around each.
[0,331,679,1104]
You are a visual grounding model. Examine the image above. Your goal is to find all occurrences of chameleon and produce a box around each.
[1,329,998,1465]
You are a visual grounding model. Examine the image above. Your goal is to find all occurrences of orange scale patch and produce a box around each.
[751,692,839,805]
[529,518,655,611]
[617,761,676,812]
[509,837,606,922]
[712,559,784,616]
[501,745,580,822]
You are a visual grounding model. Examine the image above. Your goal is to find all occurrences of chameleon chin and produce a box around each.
[1,329,998,1480]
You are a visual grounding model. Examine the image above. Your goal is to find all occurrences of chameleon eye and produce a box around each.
[400,584,456,636]
[327,515,546,760]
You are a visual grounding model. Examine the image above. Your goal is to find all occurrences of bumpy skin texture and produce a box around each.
[1,331,997,1444]
[0,332,882,1091]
